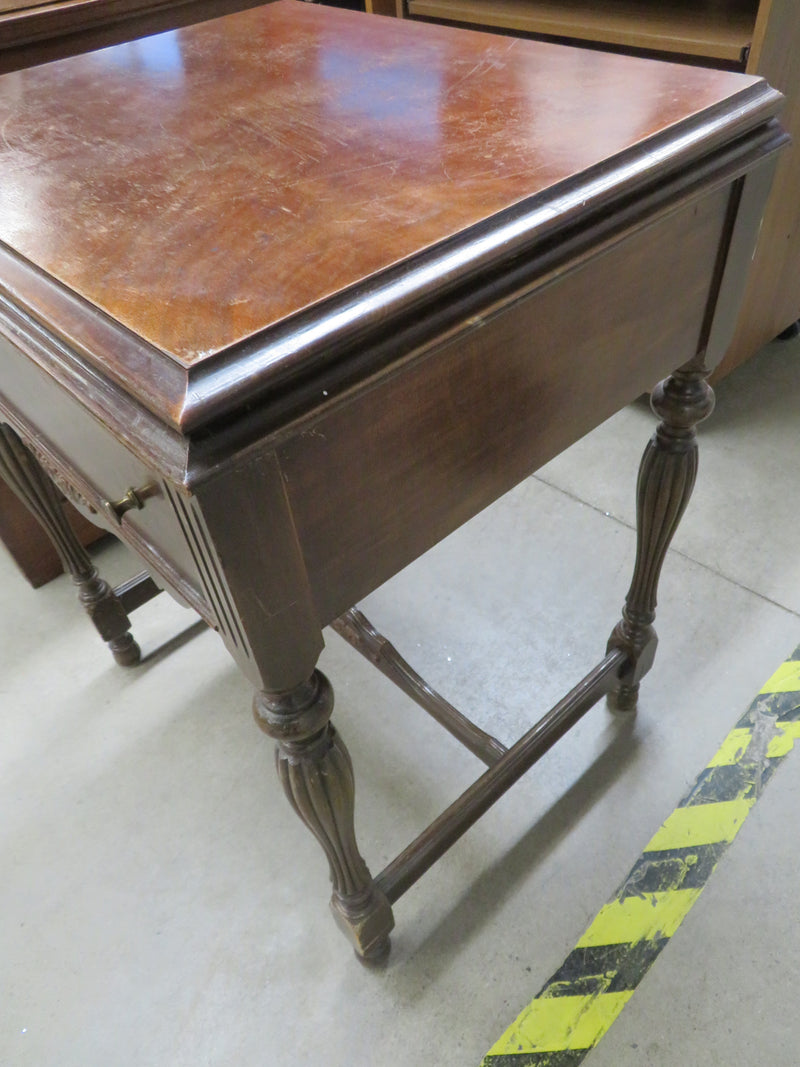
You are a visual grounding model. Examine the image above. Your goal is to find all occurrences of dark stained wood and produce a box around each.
[0,331,203,617]
[0,475,105,587]
[0,423,141,662]
[606,356,715,711]
[0,2,786,957]
[0,0,267,589]
[277,182,734,625]
[375,650,628,903]
[253,671,394,960]
[332,607,508,766]
[364,0,401,14]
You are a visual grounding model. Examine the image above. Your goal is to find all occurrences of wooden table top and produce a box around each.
[0,0,777,430]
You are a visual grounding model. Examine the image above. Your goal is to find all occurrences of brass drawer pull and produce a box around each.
[103,487,147,524]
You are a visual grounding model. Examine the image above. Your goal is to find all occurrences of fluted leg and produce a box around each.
[0,423,140,666]
[607,358,715,711]
[253,670,394,960]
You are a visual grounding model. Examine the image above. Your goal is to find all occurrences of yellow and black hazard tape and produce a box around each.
[481,646,800,1066]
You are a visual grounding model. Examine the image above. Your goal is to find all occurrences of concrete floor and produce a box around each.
[2,335,799,1066]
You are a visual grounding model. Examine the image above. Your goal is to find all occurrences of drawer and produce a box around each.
[0,329,212,622]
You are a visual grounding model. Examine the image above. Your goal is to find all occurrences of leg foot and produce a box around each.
[109,633,142,667]
[607,358,715,711]
[776,319,800,341]
[76,569,142,666]
[353,931,392,968]
[607,681,640,715]
[0,424,140,666]
[254,670,395,959]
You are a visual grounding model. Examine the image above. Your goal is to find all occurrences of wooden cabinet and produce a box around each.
[367,0,800,381]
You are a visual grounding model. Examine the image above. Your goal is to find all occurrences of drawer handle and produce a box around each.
[103,487,147,524]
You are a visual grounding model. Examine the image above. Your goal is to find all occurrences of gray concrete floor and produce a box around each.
[2,335,799,1066]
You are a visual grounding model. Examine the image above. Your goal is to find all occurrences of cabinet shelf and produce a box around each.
[406,0,757,64]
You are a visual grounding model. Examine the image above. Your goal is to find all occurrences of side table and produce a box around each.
[0,0,785,958]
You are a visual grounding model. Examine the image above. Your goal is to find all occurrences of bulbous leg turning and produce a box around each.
[607,360,715,712]
[254,670,394,960]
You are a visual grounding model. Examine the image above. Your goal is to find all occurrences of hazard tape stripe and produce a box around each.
[481,645,800,1066]
[759,659,800,694]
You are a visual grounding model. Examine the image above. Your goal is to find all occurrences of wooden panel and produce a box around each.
[713,0,800,379]
[365,0,402,14]
[279,184,732,623]
[406,0,757,63]
[0,0,53,13]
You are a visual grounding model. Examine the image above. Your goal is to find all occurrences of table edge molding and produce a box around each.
[0,80,783,442]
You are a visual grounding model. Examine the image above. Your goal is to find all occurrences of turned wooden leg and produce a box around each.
[253,669,394,960]
[0,423,140,666]
[607,358,715,711]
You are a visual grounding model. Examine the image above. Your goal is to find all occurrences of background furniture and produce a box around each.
[365,0,800,383]
[0,1,784,956]
[0,0,266,71]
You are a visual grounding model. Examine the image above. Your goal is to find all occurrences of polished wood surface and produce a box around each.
[0,1,786,957]
[278,183,732,622]
[0,3,763,383]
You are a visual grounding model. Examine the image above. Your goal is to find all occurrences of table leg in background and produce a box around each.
[607,354,716,711]
[0,422,141,666]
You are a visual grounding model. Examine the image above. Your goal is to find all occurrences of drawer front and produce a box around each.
[0,331,211,620]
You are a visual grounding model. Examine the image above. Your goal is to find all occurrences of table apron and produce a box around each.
[277,180,736,624]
